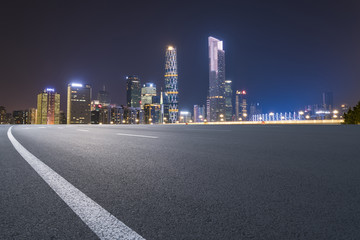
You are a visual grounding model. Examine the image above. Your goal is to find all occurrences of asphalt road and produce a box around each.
[1,124,360,239]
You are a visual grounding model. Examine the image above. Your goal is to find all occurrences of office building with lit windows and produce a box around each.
[208,36,226,122]
[37,88,60,124]
[67,83,91,124]
[126,75,141,108]
[235,90,248,121]
[141,83,157,109]
[164,46,179,123]
[224,80,233,121]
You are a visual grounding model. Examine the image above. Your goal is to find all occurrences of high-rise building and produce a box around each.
[194,105,206,122]
[224,80,233,121]
[322,92,333,111]
[208,36,226,122]
[249,102,261,121]
[98,85,111,106]
[0,106,6,124]
[164,46,179,123]
[141,83,157,109]
[37,88,60,124]
[235,90,248,121]
[126,76,141,108]
[67,83,91,124]
[29,108,37,124]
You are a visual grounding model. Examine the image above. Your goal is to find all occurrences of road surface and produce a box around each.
[1,124,360,239]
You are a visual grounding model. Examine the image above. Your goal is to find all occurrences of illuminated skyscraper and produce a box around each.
[141,83,156,109]
[67,83,91,124]
[126,76,141,108]
[97,85,110,106]
[37,88,60,124]
[194,105,205,122]
[224,80,233,121]
[164,46,179,123]
[208,36,225,122]
[235,90,248,121]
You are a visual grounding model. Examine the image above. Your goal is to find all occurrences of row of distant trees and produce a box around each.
[344,101,360,124]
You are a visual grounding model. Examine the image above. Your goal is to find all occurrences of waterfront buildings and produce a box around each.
[126,75,141,108]
[67,83,91,124]
[322,92,333,111]
[164,46,179,123]
[208,37,226,122]
[37,88,60,124]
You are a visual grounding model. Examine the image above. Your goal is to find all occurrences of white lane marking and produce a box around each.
[7,127,145,240]
[58,127,64,129]
[116,133,158,139]
[76,129,89,132]
[38,127,47,129]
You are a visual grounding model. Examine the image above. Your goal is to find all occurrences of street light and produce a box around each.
[305,115,310,119]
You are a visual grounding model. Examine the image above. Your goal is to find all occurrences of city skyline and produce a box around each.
[1,1,360,114]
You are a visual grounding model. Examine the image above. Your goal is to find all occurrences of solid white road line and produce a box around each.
[38,127,47,129]
[76,129,89,132]
[116,133,158,139]
[7,126,145,240]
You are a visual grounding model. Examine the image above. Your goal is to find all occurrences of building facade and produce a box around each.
[208,36,226,122]
[235,90,248,121]
[37,88,60,124]
[67,83,91,124]
[224,80,233,121]
[164,46,179,123]
[97,85,111,106]
[126,76,141,108]
[194,105,206,122]
[141,83,157,109]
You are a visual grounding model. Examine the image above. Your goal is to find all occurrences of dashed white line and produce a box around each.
[116,133,158,139]
[38,127,47,129]
[7,126,145,240]
[76,129,89,132]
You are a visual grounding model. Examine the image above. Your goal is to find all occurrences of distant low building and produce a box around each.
[13,110,29,124]
[0,106,7,124]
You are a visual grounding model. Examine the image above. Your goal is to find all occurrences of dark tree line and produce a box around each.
[344,101,360,124]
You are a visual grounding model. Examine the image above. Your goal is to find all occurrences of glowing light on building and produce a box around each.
[164,45,179,123]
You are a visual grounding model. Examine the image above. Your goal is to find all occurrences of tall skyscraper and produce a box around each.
[224,80,233,121]
[322,92,333,111]
[208,36,225,122]
[67,83,91,124]
[141,83,157,109]
[126,76,141,108]
[194,105,206,122]
[37,88,60,124]
[235,90,248,121]
[97,85,110,106]
[164,46,179,123]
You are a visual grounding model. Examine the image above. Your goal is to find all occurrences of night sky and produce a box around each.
[1,0,359,113]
